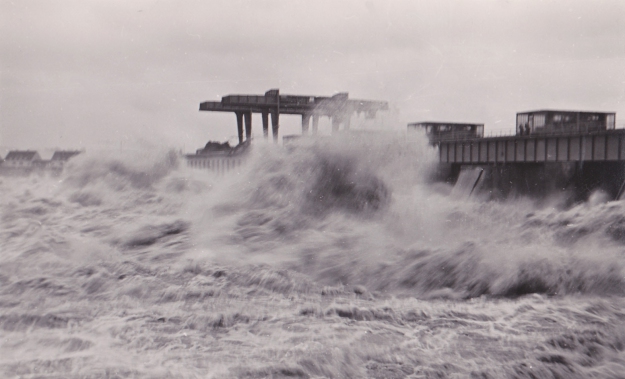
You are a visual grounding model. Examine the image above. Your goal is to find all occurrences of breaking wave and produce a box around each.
[187,134,625,299]
[2,134,625,378]
[2,135,624,301]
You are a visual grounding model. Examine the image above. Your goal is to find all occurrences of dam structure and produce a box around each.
[199,89,389,144]
[410,110,625,200]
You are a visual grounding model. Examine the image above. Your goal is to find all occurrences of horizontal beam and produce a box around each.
[199,101,388,116]
[438,129,625,164]
[199,90,388,117]
[199,89,389,143]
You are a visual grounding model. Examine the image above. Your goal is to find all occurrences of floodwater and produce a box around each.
[1,133,624,378]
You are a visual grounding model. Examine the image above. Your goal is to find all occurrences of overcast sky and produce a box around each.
[1,0,624,152]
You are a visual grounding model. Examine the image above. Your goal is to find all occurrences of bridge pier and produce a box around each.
[235,111,253,143]
[262,111,269,140]
[235,112,244,144]
[332,116,341,133]
[244,111,252,141]
[302,114,311,135]
[261,112,269,141]
[330,114,351,133]
[312,115,319,135]
[271,111,280,142]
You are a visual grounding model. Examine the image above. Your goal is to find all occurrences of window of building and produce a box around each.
[607,114,615,129]
[534,115,546,127]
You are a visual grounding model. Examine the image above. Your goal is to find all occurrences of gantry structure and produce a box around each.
[199,89,389,143]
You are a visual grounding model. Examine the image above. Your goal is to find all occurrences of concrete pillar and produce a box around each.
[271,110,280,143]
[302,114,311,135]
[331,116,341,134]
[244,111,252,141]
[262,111,269,140]
[235,112,244,144]
[344,114,351,130]
[312,115,319,135]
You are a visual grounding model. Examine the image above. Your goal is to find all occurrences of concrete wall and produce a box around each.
[449,161,625,202]
[440,130,625,164]
[185,156,246,175]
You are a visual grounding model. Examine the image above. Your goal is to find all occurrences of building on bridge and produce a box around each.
[429,110,622,166]
[408,122,484,144]
[516,110,616,136]
[410,109,624,201]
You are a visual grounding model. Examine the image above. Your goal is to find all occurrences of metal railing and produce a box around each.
[431,124,625,143]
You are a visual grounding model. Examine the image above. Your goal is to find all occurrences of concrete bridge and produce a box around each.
[438,129,625,164]
[435,129,625,201]
[414,110,624,201]
[199,89,388,143]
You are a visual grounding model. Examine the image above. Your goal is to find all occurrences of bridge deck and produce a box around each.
[199,89,388,144]
[439,129,625,164]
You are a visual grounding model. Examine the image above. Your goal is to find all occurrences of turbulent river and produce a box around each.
[1,134,624,379]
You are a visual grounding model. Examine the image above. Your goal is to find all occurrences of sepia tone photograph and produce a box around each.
[1,1,625,378]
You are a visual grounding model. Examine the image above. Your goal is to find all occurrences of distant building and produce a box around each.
[3,150,42,168]
[48,150,82,169]
[1,149,82,172]
[408,122,484,144]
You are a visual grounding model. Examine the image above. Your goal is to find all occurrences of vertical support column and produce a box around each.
[343,114,351,130]
[235,112,244,145]
[302,114,311,135]
[244,111,252,142]
[331,116,341,134]
[271,110,280,143]
[262,111,269,140]
[312,115,319,135]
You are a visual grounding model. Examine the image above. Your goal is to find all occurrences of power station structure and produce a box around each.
[199,89,389,144]
[411,110,625,200]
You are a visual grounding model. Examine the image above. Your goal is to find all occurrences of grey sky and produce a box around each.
[1,0,624,151]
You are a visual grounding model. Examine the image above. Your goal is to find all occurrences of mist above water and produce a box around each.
[2,132,625,378]
[3,132,624,299]
[179,132,624,299]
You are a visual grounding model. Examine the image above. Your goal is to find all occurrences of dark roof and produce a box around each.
[517,110,615,115]
[4,150,40,161]
[408,121,484,126]
[51,150,81,161]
